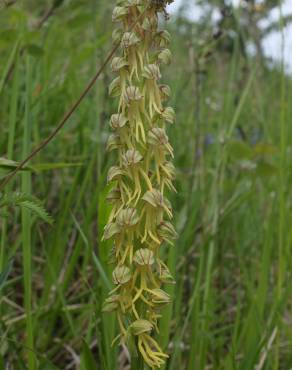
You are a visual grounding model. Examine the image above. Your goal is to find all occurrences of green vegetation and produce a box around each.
[1,0,292,369]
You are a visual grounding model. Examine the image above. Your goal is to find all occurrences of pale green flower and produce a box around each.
[103,1,176,368]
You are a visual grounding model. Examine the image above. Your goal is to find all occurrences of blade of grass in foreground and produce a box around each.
[275,3,287,368]
[0,40,19,95]
[21,55,36,369]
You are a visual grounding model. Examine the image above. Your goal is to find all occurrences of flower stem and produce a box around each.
[132,351,145,370]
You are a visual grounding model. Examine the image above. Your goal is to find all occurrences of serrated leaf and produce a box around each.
[20,200,53,225]
[0,192,53,225]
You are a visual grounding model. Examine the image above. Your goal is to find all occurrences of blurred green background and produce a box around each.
[1,0,292,369]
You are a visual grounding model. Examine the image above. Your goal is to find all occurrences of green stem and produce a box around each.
[22,55,36,370]
[132,351,145,370]
[275,3,286,369]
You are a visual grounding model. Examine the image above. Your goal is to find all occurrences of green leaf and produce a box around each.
[0,354,5,370]
[82,340,99,370]
[0,158,82,172]
[26,44,44,58]
[227,140,252,160]
[255,161,278,178]
[0,29,18,43]
[253,143,278,157]
[19,200,53,225]
[92,252,112,290]
[0,39,20,94]
[53,0,65,8]
[67,13,93,28]
[0,157,32,171]
[32,162,83,171]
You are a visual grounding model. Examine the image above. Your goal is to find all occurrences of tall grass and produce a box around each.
[21,55,35,369]
[0,1,292,369]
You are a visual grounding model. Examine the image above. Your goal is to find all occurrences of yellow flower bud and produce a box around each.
[123,86,142,104]
[130,319,153,335]
[133,248,155,266]
[158,48,172,65]
[111,56,129,72]
[116,208,139,227]
[122,149,143,166]
[143,64,161,80]
[161,106,175,124]
[110,113,128,129]
[109,77,121,97]
[106,133,121,151]
[112,6,129,22]
[150,288,171,305]
[112,265,131,285]
[107,166,125,182]
[148,127,169,146]
[121,32,140,49]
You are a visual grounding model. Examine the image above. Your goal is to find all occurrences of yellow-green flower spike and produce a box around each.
[103,1,176,368]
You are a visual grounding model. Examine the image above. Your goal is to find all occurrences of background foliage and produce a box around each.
[1,0,292,369]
